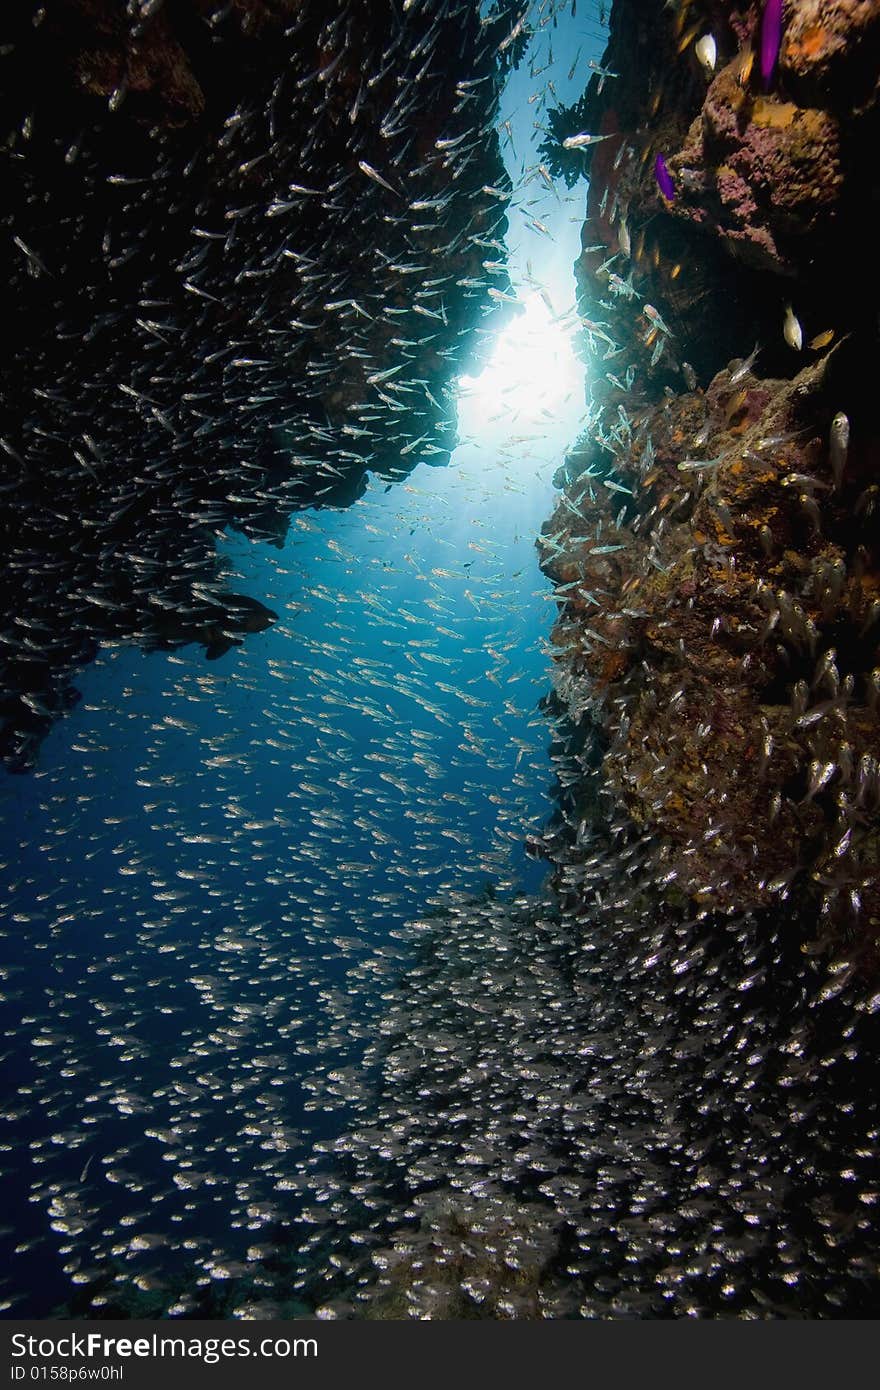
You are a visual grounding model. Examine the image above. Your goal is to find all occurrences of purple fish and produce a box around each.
[760,0,784,89]
[654,153,675,202]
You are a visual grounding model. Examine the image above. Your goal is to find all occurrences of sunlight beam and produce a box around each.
[456,293,584,438]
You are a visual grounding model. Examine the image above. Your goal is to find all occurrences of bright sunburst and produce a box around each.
[456,292,583,436]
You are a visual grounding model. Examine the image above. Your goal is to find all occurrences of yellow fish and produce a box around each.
[809,328,835,350]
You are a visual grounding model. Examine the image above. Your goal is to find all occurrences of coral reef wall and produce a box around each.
[0,0,512,769]
[570,0,880,385]
[538,0,879,951]
[280,6,880,1320]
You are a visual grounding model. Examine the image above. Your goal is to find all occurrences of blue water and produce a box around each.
[0,1,611,1317]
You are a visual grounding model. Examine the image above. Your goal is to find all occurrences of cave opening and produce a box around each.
[2,0,879,1324]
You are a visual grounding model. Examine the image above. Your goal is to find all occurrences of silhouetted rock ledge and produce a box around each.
[0,0,513,769]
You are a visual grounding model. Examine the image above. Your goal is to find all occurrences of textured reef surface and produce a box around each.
[538,0,879,955]
[0,0,512,769]
[566,0,880,385]
[539,349,880,940]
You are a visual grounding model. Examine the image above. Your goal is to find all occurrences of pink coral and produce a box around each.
[672,63,843,273]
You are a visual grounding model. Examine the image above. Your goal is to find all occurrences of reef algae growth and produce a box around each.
[513,0,879,1308]
[1,0,879,1325]
[539,347,880,936]
[539,0,880,951]
[565,0,880,384]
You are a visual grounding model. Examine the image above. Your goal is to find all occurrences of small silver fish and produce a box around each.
[695,34,717,75]
[829,412,849,491]
[357,160,398,195]
[677,456,722,472]
[730,343,760,384]
[783,304,803,351]
[562,132,611,150]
